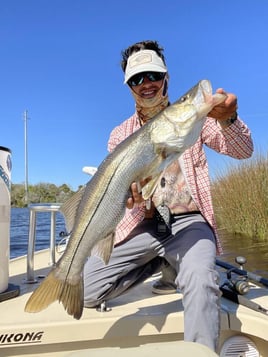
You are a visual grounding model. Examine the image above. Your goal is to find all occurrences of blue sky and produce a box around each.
[1,0,267,190]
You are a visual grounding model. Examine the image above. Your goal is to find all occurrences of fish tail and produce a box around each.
[24,269,84,320]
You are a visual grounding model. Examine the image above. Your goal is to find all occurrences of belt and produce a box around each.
[171,210,201,218]
[145,205,201,220]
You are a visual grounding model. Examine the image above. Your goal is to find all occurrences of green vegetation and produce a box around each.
[212,152,268,240]
[11,183,77,207]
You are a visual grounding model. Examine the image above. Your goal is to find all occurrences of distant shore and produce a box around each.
[11,183,76,208]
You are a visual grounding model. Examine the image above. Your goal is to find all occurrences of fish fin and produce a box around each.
[25,268,84,320]
[91,232,115,265]
[60,186,86,233]
[141,174,162,200]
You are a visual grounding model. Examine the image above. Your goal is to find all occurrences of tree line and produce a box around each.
[11,183,78,207]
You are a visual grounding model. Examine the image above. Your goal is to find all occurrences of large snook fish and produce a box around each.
[25,79,226,319]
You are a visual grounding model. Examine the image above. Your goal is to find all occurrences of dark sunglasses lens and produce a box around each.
[128,73,144,86]
[128,72,165,86]
[147,72,165,82]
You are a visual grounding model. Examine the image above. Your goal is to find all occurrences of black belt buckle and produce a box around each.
[155,204,171,235]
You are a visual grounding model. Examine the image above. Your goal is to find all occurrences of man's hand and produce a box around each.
[208,88,238,122]
[126,178,151,209]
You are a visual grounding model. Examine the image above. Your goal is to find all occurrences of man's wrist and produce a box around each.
[219,111,238,128]
[229,111,238,124]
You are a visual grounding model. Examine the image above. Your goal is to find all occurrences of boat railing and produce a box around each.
[24,203,62,284]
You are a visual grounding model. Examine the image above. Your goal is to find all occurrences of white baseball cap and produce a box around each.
[124,49,167,84]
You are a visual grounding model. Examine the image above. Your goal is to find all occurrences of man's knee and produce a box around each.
[84,287,107,308]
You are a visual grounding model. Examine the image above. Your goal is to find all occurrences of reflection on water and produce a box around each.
[219,229,268,279]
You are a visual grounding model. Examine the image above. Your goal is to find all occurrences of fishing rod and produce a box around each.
[216,258,268,289]
[218,256,268,315]
[220,285,268,316]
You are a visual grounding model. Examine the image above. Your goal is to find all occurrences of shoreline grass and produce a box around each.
[212,152,268,240]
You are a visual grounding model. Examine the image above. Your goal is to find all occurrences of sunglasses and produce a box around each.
[128,72,166,87]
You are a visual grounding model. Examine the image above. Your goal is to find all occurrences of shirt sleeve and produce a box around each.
[201,117,254,159]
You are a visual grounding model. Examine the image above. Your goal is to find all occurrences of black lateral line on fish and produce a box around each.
[59,149,131,294]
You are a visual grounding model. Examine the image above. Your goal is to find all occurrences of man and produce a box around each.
[83,40,253,351]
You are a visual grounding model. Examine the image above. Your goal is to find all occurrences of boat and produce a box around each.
[0,203,268,357]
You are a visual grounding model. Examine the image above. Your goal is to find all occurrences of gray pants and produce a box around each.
[83,213,221,351]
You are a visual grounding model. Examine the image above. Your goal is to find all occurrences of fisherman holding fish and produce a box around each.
[83,40,253,351]
[25,40,253,353]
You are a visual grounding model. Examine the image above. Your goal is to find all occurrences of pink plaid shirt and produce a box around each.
[108,113,253,254]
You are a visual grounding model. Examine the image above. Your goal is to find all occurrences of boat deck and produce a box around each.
[0,249,268,356]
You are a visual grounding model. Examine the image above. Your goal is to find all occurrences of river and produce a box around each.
[10,207,66,259]
[10,207,268,278]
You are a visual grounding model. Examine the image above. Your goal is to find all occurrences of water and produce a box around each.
[9,208,268,279]
[10,207,67,259]
[219,229,268,279]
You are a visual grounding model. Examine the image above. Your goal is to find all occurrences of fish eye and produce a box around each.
[179,94,191,102]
